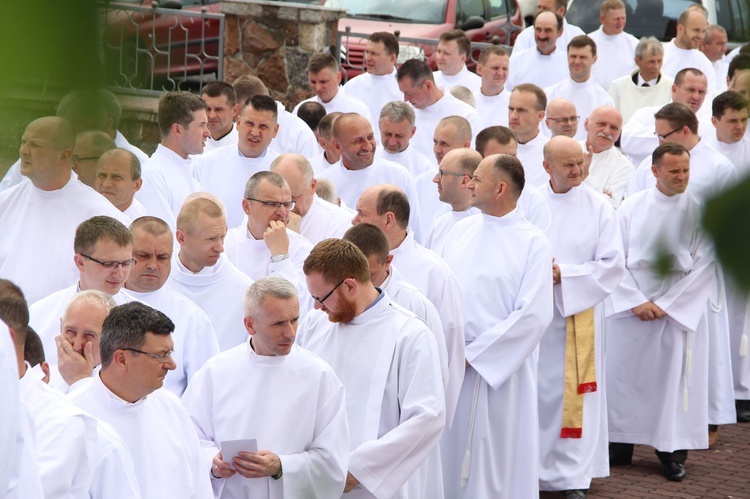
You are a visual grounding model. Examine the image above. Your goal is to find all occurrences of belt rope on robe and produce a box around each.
[461,372,482,486]
[561,308,596,438]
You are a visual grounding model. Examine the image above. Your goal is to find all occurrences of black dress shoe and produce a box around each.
[662,462,686,481]
[737,400,750,423]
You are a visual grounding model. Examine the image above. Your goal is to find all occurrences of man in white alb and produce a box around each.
[704,91,750,172]
[582,106,634,206]
[68,301,214,499]
[312,112,343,174]
[475,125,519,157]
[544,35,614,141]
[293,53,372,123]
[396,58,479,159]
[546,99,580,138]
[538,136,624,498]
[342,32,403,140]
[182,277,349,498]
[440,153,553,498]
[513,0,584,52]
[608,37,674,125]
[0,117,131,304]
[701,25,730,92]
[270,154,353,244]
[135,91,208,229]
[376,101,434,177]
[606,143,714,482]
[509,84,551,186]
[168,196,254,352]
[298,238,445,499]
[193,94,281,228]
[71,131,116,189]
[223,171,314,314]
[30,215,135,361]
[507,11,569,91]
[433,29,481,94]
[662,8,717,93]
[123,217,220,396]
[95,148,147,220]
[200,81,240,152]
[588,0,639,91]
[474,45,511,130]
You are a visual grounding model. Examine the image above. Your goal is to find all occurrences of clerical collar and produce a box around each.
[175,254,214,275]
[210,127,234,143]
[637,73,659,87]
[238,147,268,159]
[363,288,385,312]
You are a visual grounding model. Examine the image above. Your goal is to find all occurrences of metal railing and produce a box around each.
[334,27,514,83]
[100,1,224,96]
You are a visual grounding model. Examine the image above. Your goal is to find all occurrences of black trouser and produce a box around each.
[610,442,687,465]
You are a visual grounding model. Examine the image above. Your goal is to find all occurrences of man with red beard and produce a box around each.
[297,238,445,499]
[581,106,633,207]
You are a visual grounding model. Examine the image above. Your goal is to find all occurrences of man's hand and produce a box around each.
[582,144,593,179]
[286,211,302,234]
[631,302,666,321]
[264,220,290,257]
[212,452,236,479]
[56,335,95,386]
[232,450,282,479]
[344,472,360,493]
[602,188,613,199]
[552,262,561,285]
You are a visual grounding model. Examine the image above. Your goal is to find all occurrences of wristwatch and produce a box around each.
[270,253,289,263]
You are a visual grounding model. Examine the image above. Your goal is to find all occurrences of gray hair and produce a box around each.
[244,171,288,199]
[379,101,416,126]
[270,154,315,185]
[635,36,663,59]
[704,24,727,43]
[450,85,476,108]
[243,277,298,318]
[64,290,116,318]
[315,178,339,205]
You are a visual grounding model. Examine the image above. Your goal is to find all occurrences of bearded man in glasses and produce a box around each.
[225,171,315,316]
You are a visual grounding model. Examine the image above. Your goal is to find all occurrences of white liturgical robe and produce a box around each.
[507,47,568,91]
[224,226,314,315]
[473,88,511,131]
[299,194,354,245]
[517,131,551,187]
[376,146,434,178]
[441,209,553,499]
[538,183,624,491]
[0,177,131,304]
[203,127,238,154]
[192,145,280,228]
[123,198,148,220]
[125,286,220,396]
[704,134,750,174]
[293,90,373,124]
[297,293,445,499]
[167,254,254,352]
[68,373,214,499]
[136,144,201,229]
[182,341,349,499]
[606,187,714,451]
[1,321,22,496]
[114,130,150,166]
[411,94,480,160]
[544,78,615,141]
[413,169,446,238]
[582,143,635,207]
[608,71,673,125]
[273,101,320,159]
[662,40,717,94]
[518,182,553,232]
[425,208,479,256]
[343,70,403,140]
[433,67,482,94]
[588,27,639,91]
[30,284,136,363]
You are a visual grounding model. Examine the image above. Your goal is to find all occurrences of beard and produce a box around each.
[325,291,358,324]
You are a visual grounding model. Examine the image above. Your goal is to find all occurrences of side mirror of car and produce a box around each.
[458,16,485,31]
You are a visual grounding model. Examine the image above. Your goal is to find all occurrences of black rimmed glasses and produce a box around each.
[547,115,580,124]
[122,347,174,362]
[437,169,467,179]
[654,127,683,141]
[245,197,296,210]
[311,278,348,305]
[80,253,136,269]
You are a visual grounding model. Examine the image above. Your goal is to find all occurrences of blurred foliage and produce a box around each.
[703,174,750,291]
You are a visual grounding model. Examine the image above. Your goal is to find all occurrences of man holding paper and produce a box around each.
[182,277,349,498]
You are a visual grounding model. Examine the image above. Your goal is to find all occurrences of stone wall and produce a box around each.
[222,0,346,109]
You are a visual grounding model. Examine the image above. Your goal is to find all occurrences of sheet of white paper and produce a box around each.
[220,438,259,464]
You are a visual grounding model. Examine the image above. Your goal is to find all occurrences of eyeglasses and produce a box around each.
[72,155,101,163]
[437,169,467,179]
[311,278,347,305]
[245,197,296,210]
[654,127,683,141]
[547,116,580,124]
[80,253,136,269]
[122,347,174,362]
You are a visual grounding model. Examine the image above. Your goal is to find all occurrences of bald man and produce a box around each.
[545,99,580,138]
[270,154,353,244]
[72,131,116,188]
[0,117,131,303]
[662,8,717,93]
[582,106,633,206]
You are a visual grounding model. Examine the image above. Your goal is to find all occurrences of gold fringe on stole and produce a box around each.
[561,308,597,438]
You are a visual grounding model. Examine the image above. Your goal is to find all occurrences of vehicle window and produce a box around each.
[325,0,450,24]
[458,0,486,22]
[489,0,509,18]
[729,0,749,41]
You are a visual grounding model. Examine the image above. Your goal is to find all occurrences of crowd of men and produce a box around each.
[1,0,749,497]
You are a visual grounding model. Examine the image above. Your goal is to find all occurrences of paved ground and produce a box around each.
[541,422,750,498]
